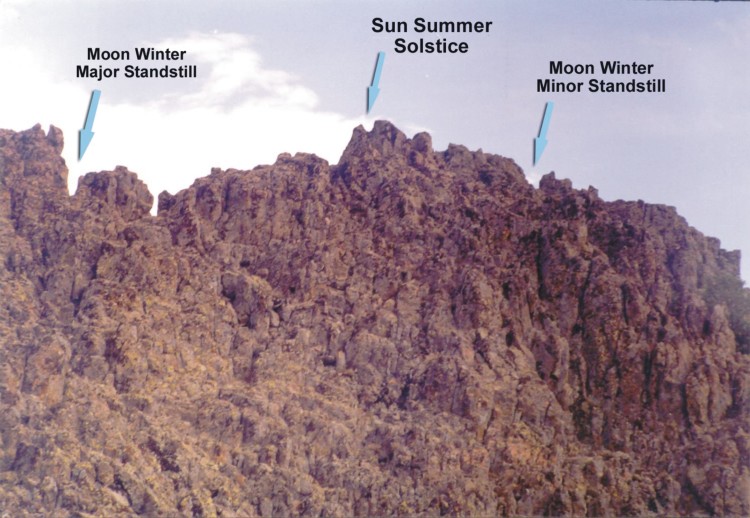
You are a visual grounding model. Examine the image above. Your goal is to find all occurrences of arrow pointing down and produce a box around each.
[79,89,101,160]
[534,101,554,166]
[367,52,385,114]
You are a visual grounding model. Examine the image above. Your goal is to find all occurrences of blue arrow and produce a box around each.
[79,89,101,160]
[367,51,385,114]
[534,101,554,165]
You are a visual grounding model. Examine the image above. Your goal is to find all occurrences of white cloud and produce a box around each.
[0,0,26,23]
[73,31,371,202]
[154,33,319,111]
[0,30,371,209]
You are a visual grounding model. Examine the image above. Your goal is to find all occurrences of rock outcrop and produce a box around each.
[0,121,748,516]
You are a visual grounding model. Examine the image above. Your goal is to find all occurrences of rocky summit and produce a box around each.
[0,121,748,517]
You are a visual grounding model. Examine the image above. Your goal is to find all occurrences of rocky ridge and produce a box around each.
[0,121,748,516]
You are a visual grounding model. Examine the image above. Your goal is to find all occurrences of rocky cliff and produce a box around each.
[0,121,748,516]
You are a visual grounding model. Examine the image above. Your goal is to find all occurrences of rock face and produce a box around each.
[0,121,748,516]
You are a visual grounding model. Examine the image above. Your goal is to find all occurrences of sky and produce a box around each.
[0,0,748,279]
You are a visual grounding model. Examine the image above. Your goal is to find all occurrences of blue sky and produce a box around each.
[1,0,748,278]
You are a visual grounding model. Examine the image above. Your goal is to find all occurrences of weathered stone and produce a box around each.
[0,121,747,516]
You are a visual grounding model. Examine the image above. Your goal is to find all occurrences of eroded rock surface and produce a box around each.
[0,121,748,516]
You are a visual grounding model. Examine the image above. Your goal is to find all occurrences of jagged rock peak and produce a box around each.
[74,166,154,221]
[46,125,64,155]
[335,120,527,191]
[339,120,431,165]
[0,123,68,191]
